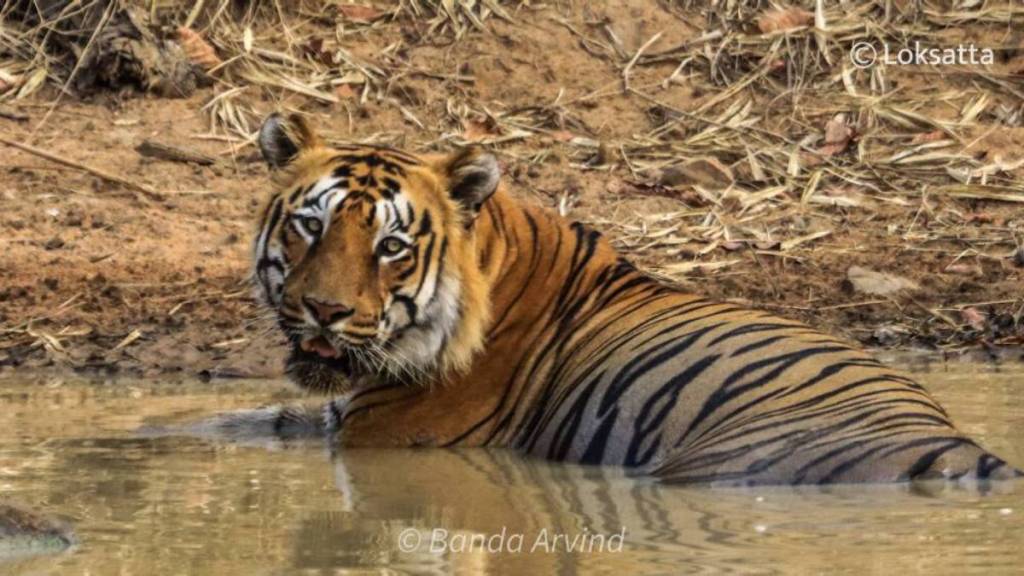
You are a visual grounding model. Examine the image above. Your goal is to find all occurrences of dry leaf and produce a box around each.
[302,38,335,65]
[944,263,982,276]
[177,26,222,71]
[657,157,734,189]
[334,84,357,99]
[815,142,847,158]
[337,71,367,85]
[910,130,946,145]
[814,186,866,207]
[337,4,385,23]
[662,259,740,275]
[961,307,986,331]
[780,230,831,251]
[113,329,143,352]
[806,113,855,164]
[0,71,20,93]
[463,117,501,142]
[846,266,919,296]
[757,8,814,34]
[29,328,65,353]
[824,113,853,146]
[16,68,45,99]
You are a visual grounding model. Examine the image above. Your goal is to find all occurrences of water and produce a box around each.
[1,359,1022,575]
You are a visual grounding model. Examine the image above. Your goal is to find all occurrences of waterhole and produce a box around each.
[1,358,1021,575]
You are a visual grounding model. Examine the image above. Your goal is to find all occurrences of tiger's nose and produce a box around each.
[303,296,353,325]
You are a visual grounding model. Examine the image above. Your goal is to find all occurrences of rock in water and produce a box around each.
[0,503,75,560]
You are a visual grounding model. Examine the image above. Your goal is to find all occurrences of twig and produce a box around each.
[136,139,217,165]
[0,136,165,201]
[622,31,663,92]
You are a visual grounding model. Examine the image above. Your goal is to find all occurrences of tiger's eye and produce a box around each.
[380,237,407,257]
[302,217,323,235]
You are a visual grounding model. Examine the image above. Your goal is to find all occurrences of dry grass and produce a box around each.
[1,0,1023,353]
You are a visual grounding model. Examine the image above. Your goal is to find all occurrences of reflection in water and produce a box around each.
[0,361,1021,575]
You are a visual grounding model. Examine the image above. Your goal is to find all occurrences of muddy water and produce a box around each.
[1,359,1022,575]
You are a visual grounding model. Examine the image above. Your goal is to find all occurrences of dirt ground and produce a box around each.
[1,2,1023,378]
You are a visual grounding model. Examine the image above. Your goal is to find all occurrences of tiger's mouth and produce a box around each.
[288,335,361,380]
[291,330,390,376]
[300,335,341,359]
[284,343,356,395]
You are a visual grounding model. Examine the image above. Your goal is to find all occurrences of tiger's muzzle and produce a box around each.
[298,295,385,357]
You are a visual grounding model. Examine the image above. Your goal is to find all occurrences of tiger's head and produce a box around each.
[253,113,496,392]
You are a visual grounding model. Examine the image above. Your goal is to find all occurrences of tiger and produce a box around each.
[247,112,1019,486]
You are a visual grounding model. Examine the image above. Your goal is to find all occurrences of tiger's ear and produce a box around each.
[258,113,321,169]
[442,147,500,219]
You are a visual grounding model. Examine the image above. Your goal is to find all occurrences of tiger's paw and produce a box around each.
[322,392,354,437]
[139,404,329,448]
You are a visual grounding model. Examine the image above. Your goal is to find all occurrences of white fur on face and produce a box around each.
[253,197,288,307]
[383,271,462,373]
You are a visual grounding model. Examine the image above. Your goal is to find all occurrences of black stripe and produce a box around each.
[626,354,721,466]
[579,393,617,464]
[677,345,851,447]
[707,322,799,346]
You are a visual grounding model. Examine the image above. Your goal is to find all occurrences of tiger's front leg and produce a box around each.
[322,385,483,448]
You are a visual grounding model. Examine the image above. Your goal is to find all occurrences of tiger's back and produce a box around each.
[453,199,1018,486]
[519,286,1011,485]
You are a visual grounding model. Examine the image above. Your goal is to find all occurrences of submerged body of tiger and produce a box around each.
[245,113,1019,486]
